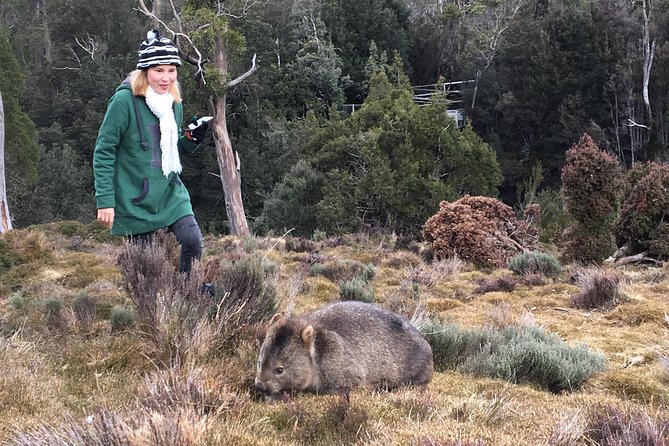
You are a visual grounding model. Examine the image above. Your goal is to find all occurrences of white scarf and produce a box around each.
[144,86,182,177]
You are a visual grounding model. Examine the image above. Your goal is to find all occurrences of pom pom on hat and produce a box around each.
[137,28,182,69]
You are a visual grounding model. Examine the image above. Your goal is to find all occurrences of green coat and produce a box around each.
[93,81,200,236]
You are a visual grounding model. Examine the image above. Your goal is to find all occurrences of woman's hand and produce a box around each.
[97,208,115,229]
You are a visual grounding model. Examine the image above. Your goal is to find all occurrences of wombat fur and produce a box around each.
[255,301,433,399]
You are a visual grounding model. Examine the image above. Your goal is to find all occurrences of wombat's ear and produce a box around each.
[269,312,285,326]
[300,325,314,344]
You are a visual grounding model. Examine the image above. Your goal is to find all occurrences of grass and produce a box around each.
[0,222,668,445]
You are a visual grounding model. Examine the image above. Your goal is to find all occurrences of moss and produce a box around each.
[603,369,669,404]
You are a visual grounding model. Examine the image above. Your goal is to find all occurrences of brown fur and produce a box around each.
[255,301,433,399]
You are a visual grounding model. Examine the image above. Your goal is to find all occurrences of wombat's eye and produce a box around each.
[276,366,284,375]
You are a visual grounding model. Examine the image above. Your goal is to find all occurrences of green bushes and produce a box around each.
[615,161,669,259]
[109,306,135,333]
[560,134,622,262]
[421,320,605,392]
[507,251,562,277]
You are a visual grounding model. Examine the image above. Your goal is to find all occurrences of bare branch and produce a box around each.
[135,0,208,82]
[75,34,98,60]
[218,0,270,18]
[627,118,650,129]
[227,53,257,88]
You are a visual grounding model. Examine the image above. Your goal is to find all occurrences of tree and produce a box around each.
[0,90,11,232]
[301,67,501,236]
[137,0,259,236]
[0,26,39,228]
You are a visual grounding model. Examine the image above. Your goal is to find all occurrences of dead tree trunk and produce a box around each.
[212,93,248,236]
[0,90,13,233]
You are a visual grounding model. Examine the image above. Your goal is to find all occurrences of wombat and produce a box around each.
[255,301,433,399]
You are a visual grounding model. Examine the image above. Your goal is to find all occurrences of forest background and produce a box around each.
[1,0,669,239]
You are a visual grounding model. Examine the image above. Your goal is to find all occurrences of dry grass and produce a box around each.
[0,224,668,445]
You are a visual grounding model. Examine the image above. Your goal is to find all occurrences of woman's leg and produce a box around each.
[169,215,204,273]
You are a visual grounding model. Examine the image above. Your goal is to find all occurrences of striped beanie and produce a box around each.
[136,29,182,69]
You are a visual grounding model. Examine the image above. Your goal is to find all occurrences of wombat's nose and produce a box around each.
[254,377,266,392]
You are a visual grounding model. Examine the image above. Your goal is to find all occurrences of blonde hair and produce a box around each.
[129,68,182,103]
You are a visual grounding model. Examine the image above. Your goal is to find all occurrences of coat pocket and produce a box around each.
[130,177,170,214]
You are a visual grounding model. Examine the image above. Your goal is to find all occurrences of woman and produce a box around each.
[93,29,209,273]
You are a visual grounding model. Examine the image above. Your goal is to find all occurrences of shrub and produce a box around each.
[140,367,241,416]
[615,161,669,259]
[580,404,669,446]
[4,407,212,446]
[339,278,375,303]
[309,259,373,283]
[507,251,562,277]
[73,292,96,331]
[257,160,325,237]
[570,268,622,310]
[8,292,25,310]
[474,277,517,294]
[560,134,622,262]
[284,236,319,253]
[212,254,278,338]
[534,188,573,244]
[109,306,135,333]
[421,320,605,392]
[423,195,539,268]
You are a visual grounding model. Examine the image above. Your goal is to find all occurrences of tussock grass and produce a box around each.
[2,224,669,445]
[570,267,623,310]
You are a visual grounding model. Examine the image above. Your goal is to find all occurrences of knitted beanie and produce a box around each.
[136,29,182,69]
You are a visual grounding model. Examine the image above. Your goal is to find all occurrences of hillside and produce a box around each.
[0,221,668,445]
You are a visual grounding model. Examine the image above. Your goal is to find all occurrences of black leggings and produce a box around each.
[129,215,204,273]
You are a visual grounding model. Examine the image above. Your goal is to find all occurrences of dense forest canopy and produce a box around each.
[1,0,668,236]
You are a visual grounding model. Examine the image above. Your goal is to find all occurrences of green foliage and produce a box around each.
[534,188,573,244]
[308,70,501,236]
[73,292,96,330]
[422,320,606,392]
[109,306,135,333]
[308,259,373,283]
[561,134,622,262]
[8,291,25,309]
[339,277,375,303]
[0,26,39,220]
[257,161,325,237]
[507,251,562,278]
[615,162,669,258]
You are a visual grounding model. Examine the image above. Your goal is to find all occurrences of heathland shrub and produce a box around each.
[570,268,622,310]
[474,277,517,294]
[5,406,212,446]
[72,292,96,331]
[109,306,135,333]
[421,320,605,392]
[615,161,669,259]
[507,251,562,278]
[560,134,622,262]
[339,277,375,303]
[422,195,539,268]
[580,404,669,446]
[309,259,375,283]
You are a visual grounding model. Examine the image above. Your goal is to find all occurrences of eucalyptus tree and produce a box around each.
[0,27,39,228]
[138,0,261,236]
[0,90,11,233]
